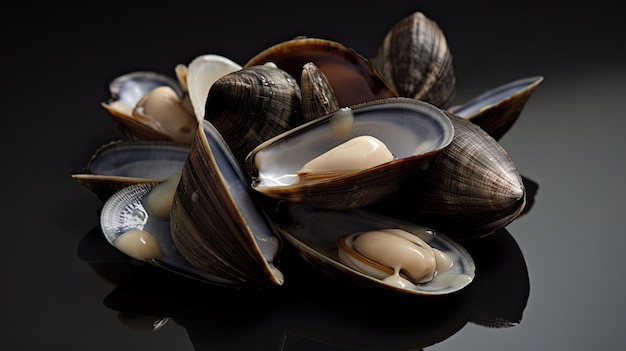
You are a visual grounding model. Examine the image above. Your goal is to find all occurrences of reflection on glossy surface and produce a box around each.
[520,176,539,217]
[77,214,531,350]
[461,228,530,327]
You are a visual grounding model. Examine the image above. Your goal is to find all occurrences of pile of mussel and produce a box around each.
[74,11,543,295]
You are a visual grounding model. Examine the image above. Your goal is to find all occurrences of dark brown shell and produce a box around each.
[373,12,456,108]
[203,64,302,169]
[246,97,454,210]
[300,61,340,123]
[170,121,284,287]
[245,37,397,107]
[71,140,189,201]
[371,110,525,240]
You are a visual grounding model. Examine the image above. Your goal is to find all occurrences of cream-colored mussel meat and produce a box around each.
[132,87,197,144]
[247,98,454,210]
[111,174,181,261]
[338,228,453,289]
[295,104,394,181]
[296,135,394,182]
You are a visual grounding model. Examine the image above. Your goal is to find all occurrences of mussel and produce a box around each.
[100,181,255,286]
[100,71,195,143]
[373,11,456,108]
[299,61,340,122]
[182,54,242,121]
[101,55,242,144]
[246,97,454,209]
[72,140,189,201]
[87,8,540,295]
[169,120,284,287]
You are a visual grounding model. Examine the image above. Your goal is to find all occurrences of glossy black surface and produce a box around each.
[5,0,625,349]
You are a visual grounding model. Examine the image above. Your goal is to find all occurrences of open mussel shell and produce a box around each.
[274,203,475,296]
[374,110,526,240]
[170,120,284,287]
[448,76,544,140]
[373,11,456,108]
[72,140,189,201]
[246,97,454,210]
[100,182,244,286]
[101,71,188,142]
[105,71,184,110]
[245,37,398,107]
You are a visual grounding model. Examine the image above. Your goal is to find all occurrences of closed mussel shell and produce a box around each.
[448,76,544,140]
[374,110,526,240]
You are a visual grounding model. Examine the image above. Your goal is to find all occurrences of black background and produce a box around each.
[4,1,625,350]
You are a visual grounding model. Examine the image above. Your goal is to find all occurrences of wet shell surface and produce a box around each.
[299,61,340,123]
[100,182,246,286]
[274,203,475,296]
[104,71,184,113]
[373,11,456,108]
[375,110,526,240]
[170,121,284,287]
[72,140,189,201]
[245,37,397,107]
[204,63,302,170]
[246,97,454,209]
[101,71,190,142]
[101,55,242,144]
[448,76,544,140]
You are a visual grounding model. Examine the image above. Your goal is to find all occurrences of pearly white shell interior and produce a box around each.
[253,101,453,188]
[89,142,189,179]
[109,71,184,108]
[449,76,543,118]
[277,203,475,295]
[100,182,240,286]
